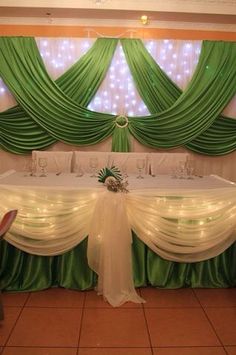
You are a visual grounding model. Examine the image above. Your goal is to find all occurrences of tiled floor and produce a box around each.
[1,287,236,355]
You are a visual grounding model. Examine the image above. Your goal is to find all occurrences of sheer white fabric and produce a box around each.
[126,187,236,262]
[1,171,236,306]
[1,172,235,261]
[32,150,73,173]
[88,191,145,306]
[149,152,189,176]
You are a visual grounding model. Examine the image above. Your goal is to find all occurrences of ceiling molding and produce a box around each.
[0,0,235,33]
[0,16,236,33]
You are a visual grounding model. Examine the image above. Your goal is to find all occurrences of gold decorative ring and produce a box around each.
[115,115,129,128]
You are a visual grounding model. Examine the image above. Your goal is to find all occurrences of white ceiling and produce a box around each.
[0,0,236,30]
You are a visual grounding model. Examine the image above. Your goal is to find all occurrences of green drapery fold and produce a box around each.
[121,38,236,154]
[121,38,182,113]
[0,37,118,153]
[0,37,236,155]
[185,115,236,155]
[1,238,235,291]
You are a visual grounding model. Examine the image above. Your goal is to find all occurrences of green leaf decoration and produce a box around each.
[98,166,122,183]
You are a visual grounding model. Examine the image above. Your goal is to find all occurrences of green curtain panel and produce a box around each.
[121,39,236,155]
[1,237,236,291]
[121,39,236,149]
[0,37,236,155]
[0,37,118,153]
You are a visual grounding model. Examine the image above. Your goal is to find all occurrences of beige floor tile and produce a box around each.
[145,308,220,347]
[141,288,200,308]
[0,307,21,346]
[205,308,236,345]
[7,308,82,347]
[26,288,85,308]
[80,308,150,347]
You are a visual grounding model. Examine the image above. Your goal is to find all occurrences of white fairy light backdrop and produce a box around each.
[1,38,235,116]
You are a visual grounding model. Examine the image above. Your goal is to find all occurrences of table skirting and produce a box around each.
[1,237,236,293]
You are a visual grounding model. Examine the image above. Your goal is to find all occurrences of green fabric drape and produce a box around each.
[0,37,118,153]
[0,37,236,155]
[121,39,236,154]
[121,39,236,148]
[186,115,236,155]
[1,237,235,291]
[121,39,182,113]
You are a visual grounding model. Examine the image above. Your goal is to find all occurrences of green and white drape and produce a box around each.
[0,37,235,155]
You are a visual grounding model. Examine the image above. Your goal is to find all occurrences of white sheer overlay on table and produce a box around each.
[1,171,236,306]
[32,151,73,174]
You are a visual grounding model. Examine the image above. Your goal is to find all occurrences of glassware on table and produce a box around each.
[186,160,195,179]
[23,160,31,177]
[178,160,187,179]
[75,163,84,177]
[30,159,37,177]
[38,158,47,177]
[121,163,128,178]
[89,157,98,177]
[171,166,178,179]
[136,158,145,179]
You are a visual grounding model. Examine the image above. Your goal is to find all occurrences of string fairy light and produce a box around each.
[1,38,235,117]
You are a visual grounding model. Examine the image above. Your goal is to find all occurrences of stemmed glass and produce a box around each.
[136,158,145,179]
[186,160,195,179]
[30,158,37,177]
[89,157,98,177]
[23,160,31,177]
[38,158,47,177]
[121,163,128,178]
[75,163,84,177]
[178,160,186,179]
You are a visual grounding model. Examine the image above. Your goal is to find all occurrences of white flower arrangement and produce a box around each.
[98,166,129,193]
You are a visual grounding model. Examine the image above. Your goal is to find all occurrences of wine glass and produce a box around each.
[186,160,195,179]
[38,157,47,177]
[178,160,186,179]
[121,163,128,178]
[23,160,30,177]
[136,158,145,179]
[89,157,98,177]
[30,158,37,177]
[75,163,84,177]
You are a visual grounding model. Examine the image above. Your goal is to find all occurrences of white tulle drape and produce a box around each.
[88,191,145,306]
[1,171,236,306]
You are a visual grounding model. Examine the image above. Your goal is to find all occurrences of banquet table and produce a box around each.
[0,171,236,306]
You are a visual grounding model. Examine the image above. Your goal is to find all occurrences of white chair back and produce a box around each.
[32,151,73,173]
[150,153,189,176]
[109,152,150,175]
[73,151,110,174]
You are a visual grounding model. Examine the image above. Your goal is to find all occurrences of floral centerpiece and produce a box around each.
[98,166,129,193]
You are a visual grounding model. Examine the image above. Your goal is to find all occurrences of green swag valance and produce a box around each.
[0,37,235,155]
